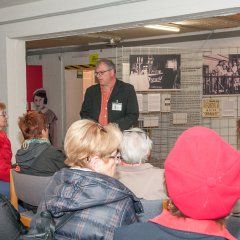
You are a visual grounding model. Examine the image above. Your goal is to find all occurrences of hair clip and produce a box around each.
[97,123,107,133]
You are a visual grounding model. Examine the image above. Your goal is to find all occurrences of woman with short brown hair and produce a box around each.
[15,111,66,176]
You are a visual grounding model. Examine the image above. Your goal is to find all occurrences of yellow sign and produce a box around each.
[202,98,220,118]
[89,54,99,65]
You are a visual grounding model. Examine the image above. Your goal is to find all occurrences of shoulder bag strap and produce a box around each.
[21,210,77,239]
[55,211,76,232]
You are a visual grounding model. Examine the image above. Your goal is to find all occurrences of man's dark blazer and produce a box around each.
[80,79,139,130]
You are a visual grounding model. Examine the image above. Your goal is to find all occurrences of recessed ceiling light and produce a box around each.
[144,25,180,32]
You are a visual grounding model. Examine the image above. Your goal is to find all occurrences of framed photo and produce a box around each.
[203,53,240,95]
[129,54,181,91]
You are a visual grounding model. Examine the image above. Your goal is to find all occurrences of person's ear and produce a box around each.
[41,128,49,139]
[88,156,103,172]
[110,69,115,77]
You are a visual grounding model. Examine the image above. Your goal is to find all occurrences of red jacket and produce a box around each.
[0,131,12,182]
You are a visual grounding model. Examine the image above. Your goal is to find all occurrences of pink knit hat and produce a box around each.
[165,126,240,220]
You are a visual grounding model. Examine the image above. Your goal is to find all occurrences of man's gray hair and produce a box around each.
[121,128,153,164]
[95,58,116,74]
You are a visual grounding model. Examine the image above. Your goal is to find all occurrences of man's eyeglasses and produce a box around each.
[94,68,112,77]
[0,110,7,117]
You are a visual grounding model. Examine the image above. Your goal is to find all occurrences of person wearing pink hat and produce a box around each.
[114,126,240,240]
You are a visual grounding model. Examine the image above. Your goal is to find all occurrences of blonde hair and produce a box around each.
[64,119,122,167]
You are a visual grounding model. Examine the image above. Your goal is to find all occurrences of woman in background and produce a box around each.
[0,102,12,198]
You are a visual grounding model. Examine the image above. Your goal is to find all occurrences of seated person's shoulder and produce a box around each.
[146,164,164,175]
[46,146,66,158]
[54,146,65,153]
[114,222,158,240]
[138,199,163,222]
[152,166,164,174]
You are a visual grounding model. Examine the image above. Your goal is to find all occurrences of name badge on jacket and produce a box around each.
[112,101,122,111]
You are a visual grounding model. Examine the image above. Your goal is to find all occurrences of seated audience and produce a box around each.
[114,126,240,240]
[29,120,143,239]
[15,111,66,176]
[116,128,167,200]
[0,103,12,198]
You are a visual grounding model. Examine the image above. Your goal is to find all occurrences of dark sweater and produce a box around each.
[114,222,229,240]
[15,142,66,176]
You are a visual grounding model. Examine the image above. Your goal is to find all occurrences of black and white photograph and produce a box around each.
[203,54,240,95]
[129,54,181,91]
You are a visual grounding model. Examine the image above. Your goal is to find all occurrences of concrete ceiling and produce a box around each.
[25,13,240,51]
[1,2,240,51]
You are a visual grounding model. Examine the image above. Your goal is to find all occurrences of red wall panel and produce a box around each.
[26,65,43,110]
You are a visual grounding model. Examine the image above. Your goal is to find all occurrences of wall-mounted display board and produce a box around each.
[129,54,181,91]
[203,53,240,95]
[119,46,240,168]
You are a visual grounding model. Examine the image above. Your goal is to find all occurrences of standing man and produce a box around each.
[80,58,139,130]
